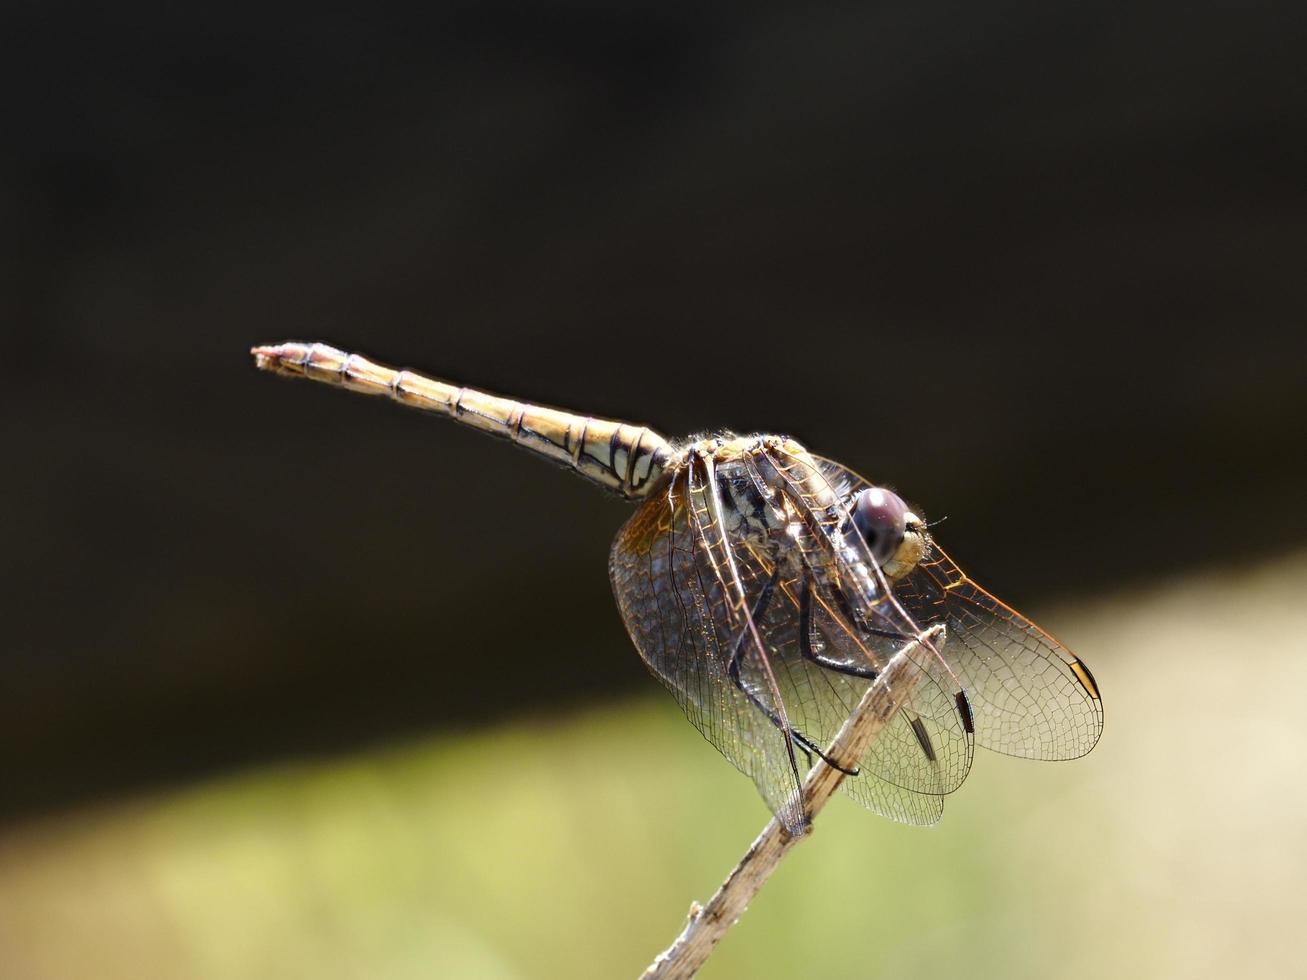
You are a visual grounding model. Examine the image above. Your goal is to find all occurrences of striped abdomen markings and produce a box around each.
[251,341,672,499]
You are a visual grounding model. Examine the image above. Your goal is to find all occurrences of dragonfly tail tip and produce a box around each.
[250,344,286,371]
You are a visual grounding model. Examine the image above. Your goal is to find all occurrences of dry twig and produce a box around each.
[639,624,942,980]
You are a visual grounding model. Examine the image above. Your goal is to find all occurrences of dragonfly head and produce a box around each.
[850,486,927,581]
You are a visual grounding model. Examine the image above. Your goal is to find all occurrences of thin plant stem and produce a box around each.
[639,624,942,980]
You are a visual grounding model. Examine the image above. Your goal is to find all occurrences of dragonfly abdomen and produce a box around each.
[251,341,673,498]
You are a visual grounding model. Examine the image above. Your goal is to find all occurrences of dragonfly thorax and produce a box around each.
[670,434,928,583]
[674,436,805,553]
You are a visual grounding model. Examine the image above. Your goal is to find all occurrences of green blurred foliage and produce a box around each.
[2,553,1304,979]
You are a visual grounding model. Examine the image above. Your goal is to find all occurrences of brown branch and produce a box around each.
[639,624,942,980]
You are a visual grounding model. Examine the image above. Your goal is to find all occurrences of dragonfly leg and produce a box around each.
[799,582,880,680]
[805,583,965,763]
[818,582,958,770]
[861,624,915,643]
[726,569,858,777]
[827,587,914,645]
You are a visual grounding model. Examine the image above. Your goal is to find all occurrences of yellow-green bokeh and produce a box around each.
[2,553,1303,979]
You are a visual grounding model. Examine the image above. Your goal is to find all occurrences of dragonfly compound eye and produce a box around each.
[851,487,909,566]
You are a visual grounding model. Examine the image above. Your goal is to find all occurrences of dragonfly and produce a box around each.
[252,341,1103,834]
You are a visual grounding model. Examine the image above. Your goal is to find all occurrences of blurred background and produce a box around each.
[3,1,1306,977]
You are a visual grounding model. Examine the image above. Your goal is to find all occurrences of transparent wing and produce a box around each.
[895,550,1104,760]
[609,457,807,833]
[745,558,961,826]
[816,457,1104,761]
[749,450,973,800]
[843,764,944,826]
[610,444,975,830]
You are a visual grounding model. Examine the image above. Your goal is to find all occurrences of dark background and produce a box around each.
[5,0,1305,821]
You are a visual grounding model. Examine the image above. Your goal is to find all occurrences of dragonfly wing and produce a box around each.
[612,444,975,829]
[816,457,1104,761]
[843,768,945,826]
[609,458,807,834]
[895,548,1104,760]
[752,452,974,799]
